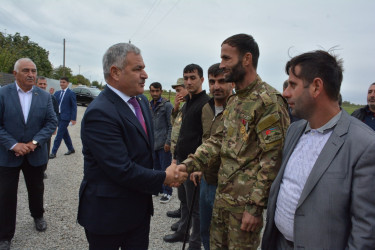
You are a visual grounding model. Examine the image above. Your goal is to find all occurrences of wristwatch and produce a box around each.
[32,140,39,146]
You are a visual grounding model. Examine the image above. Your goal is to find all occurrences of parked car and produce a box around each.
[72,86,101,106]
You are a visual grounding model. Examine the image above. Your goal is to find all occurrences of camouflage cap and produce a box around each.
[172,78,184,89]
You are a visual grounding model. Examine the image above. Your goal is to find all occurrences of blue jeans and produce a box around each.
[153,148,172,195]
[199,177,217,250]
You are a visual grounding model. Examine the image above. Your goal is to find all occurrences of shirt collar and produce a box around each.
[15,82,33,94]
[305,111,342,134]
[365,106,375,116]
[107,84,132,103]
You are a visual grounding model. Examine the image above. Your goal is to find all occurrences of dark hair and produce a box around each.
[285,50,343,101]
[37,76,46,81]
[60,76,69,82]
[222,34,260,69]
[150,82,162,90]
[183,64,203,78]
[371,82,375,86]
[208,63,225,77]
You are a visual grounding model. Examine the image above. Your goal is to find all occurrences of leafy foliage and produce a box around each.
[52,65,73,80]
[0,32,53,77]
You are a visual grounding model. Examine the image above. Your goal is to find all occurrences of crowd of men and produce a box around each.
[1,33,375,250]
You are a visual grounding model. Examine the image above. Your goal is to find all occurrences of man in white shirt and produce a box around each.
[262,50,375,249]
[0,58,57,250]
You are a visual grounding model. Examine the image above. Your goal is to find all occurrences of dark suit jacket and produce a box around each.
[0,82,57,167]
[54,88,77,121]
[77,86,166,235]
[262,111,375,249]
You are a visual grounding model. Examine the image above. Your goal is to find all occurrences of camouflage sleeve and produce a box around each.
[183,116,224,173]
[245,95,290,216]
[165,102,173,146]
[170,110,182,158]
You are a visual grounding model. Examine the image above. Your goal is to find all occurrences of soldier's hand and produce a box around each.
[190,171,202,186]
[240,211,262,232]
[164,163,188,187]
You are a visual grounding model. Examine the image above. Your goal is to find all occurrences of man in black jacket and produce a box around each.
[352,82,375,131]
[163,64,210,250]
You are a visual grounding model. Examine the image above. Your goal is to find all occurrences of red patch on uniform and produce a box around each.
[242,119,246,125]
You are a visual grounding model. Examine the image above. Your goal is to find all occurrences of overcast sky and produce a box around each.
[1,0,374,104]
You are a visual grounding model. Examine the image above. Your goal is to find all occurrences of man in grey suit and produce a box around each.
[262,50,375,249]
[0,58,57,250]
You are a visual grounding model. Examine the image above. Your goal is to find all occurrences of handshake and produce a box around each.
[164,162,188,187]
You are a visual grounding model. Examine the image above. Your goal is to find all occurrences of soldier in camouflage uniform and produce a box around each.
[179,34,290,249]
[165,78,189,230]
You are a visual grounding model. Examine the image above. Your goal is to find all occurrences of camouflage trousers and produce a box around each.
[210,206,263,250]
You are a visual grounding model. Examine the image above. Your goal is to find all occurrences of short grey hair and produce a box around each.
[102,43,141,81]
[14,58,36,72]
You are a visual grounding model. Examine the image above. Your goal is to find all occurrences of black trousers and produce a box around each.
[84,214,151,250]
[0,158,45,241]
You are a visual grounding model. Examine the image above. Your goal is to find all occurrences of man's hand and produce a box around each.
[164,144,170,152]
[173,94,184,112]
[164,163,188,187]
[240,211,262,232]
[190,171,202,186]
[70,120,76,125]
[13,143,31,156]
[26,142,38,152]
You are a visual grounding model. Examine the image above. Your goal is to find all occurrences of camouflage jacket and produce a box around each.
[170,104,184,158]
[183,75,290,216]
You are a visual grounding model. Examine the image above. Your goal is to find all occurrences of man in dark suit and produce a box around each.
[49,76,77,159]
[262,51,375,249]
[0,58,57,250]
[77,43,187,250]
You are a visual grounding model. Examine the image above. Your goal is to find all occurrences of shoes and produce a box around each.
[0,241,10,250]
[160,194,171,203]
[44,173,47,179]
[163,232,187,243]
[34,217,47,232]
[64,149,75,155]
[166,208,181,218]
[49,153,56,159]
[171,221,179,231]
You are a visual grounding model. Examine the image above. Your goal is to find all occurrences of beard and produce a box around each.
[224,60,246,83]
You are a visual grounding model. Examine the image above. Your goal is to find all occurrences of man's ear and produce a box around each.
[311,77,324,98]
[110,66,121,81]
[242,52,252,67]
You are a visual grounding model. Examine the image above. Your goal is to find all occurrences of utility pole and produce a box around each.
[63,39,66,76]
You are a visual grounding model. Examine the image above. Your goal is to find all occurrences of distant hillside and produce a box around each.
[341,101,364,115]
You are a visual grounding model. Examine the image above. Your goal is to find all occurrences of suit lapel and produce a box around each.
[297,113,348,208]
[26,87,40,124]
[9,83,26,125]
[103,87,150,145]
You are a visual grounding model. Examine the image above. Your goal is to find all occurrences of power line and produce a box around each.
[130,0,162,41]
[139,0,182,42]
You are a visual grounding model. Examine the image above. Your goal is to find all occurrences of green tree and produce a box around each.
[52,65,73,80]
[0,32,53,77]
[71,74,90,86]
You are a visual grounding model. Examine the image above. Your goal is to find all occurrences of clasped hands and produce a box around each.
[164,162,188,187]
[13,142,37,157]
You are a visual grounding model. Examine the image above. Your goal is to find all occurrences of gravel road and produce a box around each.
[11,106,184,250]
